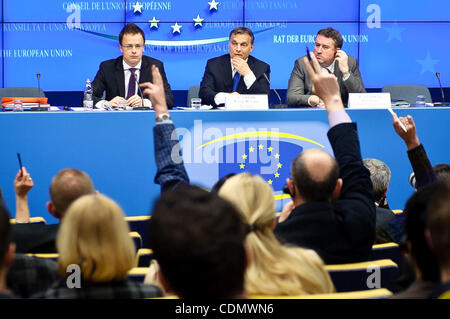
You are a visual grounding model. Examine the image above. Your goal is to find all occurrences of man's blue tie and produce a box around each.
[232,72,241,92]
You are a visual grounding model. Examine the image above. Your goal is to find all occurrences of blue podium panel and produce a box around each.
[0,108,449,225]
[245,0,359,22]
[359,22,450,88]
[360,0,450,22]
[3,23,125,90]
[3,0,126,22]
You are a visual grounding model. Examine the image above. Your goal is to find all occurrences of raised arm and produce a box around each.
[14,167,34,223]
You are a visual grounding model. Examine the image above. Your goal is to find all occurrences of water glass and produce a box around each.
[191,98,201,109]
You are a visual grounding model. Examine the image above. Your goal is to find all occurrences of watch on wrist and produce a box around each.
[156,113,171,123]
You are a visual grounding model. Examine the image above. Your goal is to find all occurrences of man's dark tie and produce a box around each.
[232,71,241,92]
[126,68,137,99]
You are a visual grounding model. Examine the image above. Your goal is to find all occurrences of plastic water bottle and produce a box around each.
[415,95,426,107]
[83,78,94,111]
[13,99,23,112]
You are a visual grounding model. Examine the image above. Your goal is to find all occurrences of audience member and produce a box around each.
[409,164,450,189]
[273,51,376,264]
[362,158,396,244]
[391,183,441,298]
[218,173,334,296]
[148,185,248,299]
[12,168,95,253]
[33,194,161,298]
[426,180,450,299]
[0,201,17,298]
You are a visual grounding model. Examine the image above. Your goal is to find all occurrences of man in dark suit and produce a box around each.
[286,27,365,107]
[274,51,376,264]
[92,23,174,109]
[199,27,270,108]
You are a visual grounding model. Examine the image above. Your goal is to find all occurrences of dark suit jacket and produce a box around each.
[286,56,366,107]
[12,223,59,253]
[199,54,270,108]
[91,55,175,108]
[274,123,376,264]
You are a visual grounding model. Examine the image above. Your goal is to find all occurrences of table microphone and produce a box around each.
[263,73,286,109]
[131,73,151,110]
[435,72,449,106]
[34,73,48,111]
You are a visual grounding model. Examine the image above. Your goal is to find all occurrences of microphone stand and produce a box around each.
[34,73,49,111]
[434,72,450,107]
[263,73,286,109]
[131,73,151,110]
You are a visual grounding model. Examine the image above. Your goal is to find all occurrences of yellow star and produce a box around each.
[274,153,280,159]
[193,14,204,27]
[249,147,255,152]
[258,144,264,150]
[267,179,273,185]
[274,172,280,178]
[239,163,245,169]
[133,1,144,13]
[268,146,273,152]
[208,0,219,10]
[242,154,248,160]
[148,17,160,29]
[277,163,283,169]
[171,22,182,34]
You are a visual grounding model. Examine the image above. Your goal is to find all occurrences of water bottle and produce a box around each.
[83,78,94,110]
[13,99,24,112]
[415,95,426,107]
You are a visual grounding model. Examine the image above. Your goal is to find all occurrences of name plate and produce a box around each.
[225,94,269,110]
[348,93,391,109]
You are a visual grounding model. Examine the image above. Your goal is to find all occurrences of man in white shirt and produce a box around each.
[286,27,365,107]
[199,27,270,108]
[91,23,174,109]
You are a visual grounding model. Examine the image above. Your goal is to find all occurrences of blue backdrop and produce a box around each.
[1,0,449,94]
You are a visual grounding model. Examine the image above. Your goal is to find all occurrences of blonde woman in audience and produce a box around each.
[33,194,161,299]
[218,173,335,296]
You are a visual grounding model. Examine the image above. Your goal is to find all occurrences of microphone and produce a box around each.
[435,72,449,106]
[263,73,286,109]
[131,72,150,110]
[34,73,48,111]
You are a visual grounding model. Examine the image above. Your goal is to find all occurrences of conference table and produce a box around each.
[0,107,448,224]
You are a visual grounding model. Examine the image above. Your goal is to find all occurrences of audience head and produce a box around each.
[409,163,450,189]
[426,180,450,276]
[404,183,440,282]
[363,158,391,204]
[211,173,236,194]
[56,194,135,283]
[289,149,341,203]
[0,202,14,277]
[148,185,248,299]
[48,168,95,219]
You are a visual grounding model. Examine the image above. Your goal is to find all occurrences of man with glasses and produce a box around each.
[92,23,174,108]
[286,27,365,107]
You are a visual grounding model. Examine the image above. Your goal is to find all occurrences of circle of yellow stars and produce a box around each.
[132,1,219,34]
[239,144,282,186]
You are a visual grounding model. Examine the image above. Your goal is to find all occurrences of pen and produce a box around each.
[387,108,407,132]
[17,153,23,176]
[306,46,312,62]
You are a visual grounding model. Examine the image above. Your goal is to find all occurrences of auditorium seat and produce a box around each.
[127,267,148,283]
[382,84,432,106]
[250,288,392,299]
[125,216,151,248]
[368,243,403,266]
[129,232,143,252]
[135,248,154,267]
[325,259,399,292]
[10,216,46,224]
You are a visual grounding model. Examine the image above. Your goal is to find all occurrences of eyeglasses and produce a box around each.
[121,44,144,50]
